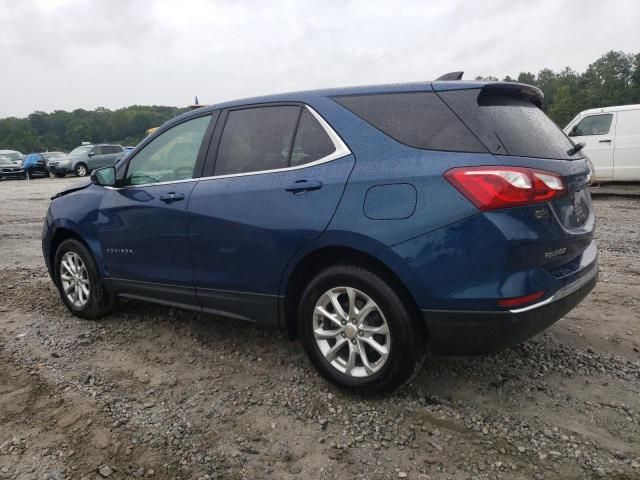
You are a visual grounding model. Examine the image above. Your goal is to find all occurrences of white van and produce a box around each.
[564,104,640,182]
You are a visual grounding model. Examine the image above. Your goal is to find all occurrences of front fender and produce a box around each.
[43,185,105,277]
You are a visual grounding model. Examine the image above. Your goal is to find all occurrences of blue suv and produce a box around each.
[42,78,597,393]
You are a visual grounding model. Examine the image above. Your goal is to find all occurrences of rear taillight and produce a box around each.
[444,166,566,211]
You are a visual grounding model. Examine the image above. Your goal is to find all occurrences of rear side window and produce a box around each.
[290,109,335,167]
[572,114,613,136]
[333,92,486,153]
[215,106,300,175]
[439,89,581,160]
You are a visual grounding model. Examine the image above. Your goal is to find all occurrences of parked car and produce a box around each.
[47,144,127,177]
[22,153,50,178]
[0,153,26,180]
[40,152,69,177]
[0,150,25,166]
[564,104,640,182]
[42,78,597,394]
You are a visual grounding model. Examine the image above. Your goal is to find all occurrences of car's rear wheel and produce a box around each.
[54,239,114,319]
[75,163,88,177]
[298,264,426,395]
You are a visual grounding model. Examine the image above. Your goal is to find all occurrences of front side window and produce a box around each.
[572,114,613,136]
[90,146,103,156]
[125,115,211,186]
[214,106,300,175]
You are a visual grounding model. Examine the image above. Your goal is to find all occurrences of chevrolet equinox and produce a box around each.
[42,77,597,394]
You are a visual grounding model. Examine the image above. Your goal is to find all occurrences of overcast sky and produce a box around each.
[1,0,639,118]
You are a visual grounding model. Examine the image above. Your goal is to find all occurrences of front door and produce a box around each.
[568,113,616,180]
[97,114,213,307]
[188,105,354,325]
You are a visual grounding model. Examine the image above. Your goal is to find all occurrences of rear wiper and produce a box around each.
[567,142,586,156]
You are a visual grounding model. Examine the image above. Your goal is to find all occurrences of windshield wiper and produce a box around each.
[567,142,586,156]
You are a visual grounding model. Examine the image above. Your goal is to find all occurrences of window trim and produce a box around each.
[108,104,350,190]
[113,111,218,189]
[207,104,350,180]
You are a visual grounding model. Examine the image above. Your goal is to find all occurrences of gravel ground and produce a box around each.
[0,177,639,480]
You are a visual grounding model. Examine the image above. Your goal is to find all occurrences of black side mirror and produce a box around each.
[91,166,116,186]
[568,126,578,137]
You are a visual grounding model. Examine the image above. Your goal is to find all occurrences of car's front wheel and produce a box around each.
[298,264,426,395]
[75,163,88,177]
[54,239,114,319]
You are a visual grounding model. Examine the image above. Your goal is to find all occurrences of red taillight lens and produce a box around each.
[444,166,566,211]
[497,290,545,308]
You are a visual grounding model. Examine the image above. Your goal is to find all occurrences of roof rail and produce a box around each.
[435,71,464,81]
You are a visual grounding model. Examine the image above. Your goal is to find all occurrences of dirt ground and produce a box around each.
[0,177,638,480]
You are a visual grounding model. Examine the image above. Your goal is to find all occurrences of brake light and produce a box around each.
[444,166,566,211]
[497,290,545,308]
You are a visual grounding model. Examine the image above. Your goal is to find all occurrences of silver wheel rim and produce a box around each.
[313,286,390,377]
[60,251,90,308]
[77,166,86,176]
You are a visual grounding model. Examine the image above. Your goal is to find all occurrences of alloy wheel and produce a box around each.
[60,251,90,308]
[313,286,390,377]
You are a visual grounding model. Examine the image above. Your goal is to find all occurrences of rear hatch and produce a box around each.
[434,82,594,269]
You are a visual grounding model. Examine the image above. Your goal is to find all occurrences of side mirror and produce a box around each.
[88,151,95,157]
[91,166,116,186]
[568,126,578,137]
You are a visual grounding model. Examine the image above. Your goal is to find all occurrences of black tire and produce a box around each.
[54,239,114,319]
[298,264,426,395]
[74,163,88,177]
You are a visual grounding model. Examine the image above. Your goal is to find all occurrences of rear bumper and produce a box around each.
[423,259,598,355]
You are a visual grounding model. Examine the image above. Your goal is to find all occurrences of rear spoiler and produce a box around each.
[432,78,544,109]
[481,82,544,108]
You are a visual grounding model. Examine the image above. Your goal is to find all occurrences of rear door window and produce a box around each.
[214,106,300,175]
[333,92,487,153]
[439,88,581,160]
[571,114,613,136]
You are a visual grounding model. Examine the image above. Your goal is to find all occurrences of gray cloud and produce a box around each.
[1,0,639,118]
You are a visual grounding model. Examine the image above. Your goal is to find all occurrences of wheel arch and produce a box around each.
[281,245,424,340]
[49,227,100,279]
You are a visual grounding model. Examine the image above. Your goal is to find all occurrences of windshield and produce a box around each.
[0,155,15,164]
[70,146,92,155]
[2,152,23,161]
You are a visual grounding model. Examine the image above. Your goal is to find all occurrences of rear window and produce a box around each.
[439,88,581,160]
[333,92,487,153]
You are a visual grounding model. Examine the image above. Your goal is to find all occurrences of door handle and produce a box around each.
[159,192,185,202]
[285,180,323,193]
[599,139,612,143]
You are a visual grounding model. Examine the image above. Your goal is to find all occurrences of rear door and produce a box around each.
[97,113,214,307]
[613,109,640,181]
[187,104,354,325]
[567,113,616,180]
